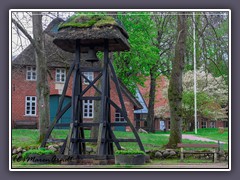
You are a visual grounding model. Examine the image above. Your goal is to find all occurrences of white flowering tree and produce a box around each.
[182,68,228,130]
[183,67,228,105]
[154,68,228,131]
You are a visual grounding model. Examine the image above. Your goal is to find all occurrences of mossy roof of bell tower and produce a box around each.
[59,15,117,29]
[58,14,128,38]
[53,14,130,53]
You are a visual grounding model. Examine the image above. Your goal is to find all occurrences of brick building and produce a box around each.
[11,18,142,131]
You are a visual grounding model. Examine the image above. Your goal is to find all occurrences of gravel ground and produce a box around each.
[164,134,227,144]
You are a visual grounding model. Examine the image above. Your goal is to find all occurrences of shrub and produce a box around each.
[115,150,146,155]
[22,148,54,159]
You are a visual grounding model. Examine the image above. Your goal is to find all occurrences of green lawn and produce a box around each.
[11,128,228,151]
[184,128,229,143]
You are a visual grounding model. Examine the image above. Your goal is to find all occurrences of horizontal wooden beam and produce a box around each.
[70,138,137,143]
[177,143,219,148]
[71,138,98,143]
[79,96,101,100]
[110,122,128,126]
[55,123,70,127]
[55,122,130,127]
[73,122,99,127]
[80,67,103,72]
[47,139,66,143]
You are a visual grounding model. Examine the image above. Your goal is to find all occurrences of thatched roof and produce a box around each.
[53,15,130,53]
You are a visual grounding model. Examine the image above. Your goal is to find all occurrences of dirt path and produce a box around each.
[164,134,226,144]
[12,162,229,169]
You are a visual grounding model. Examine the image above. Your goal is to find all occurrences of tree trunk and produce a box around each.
[90,80,102,142]
[146,67,157,133]
[32,11,50,142]
[167,13,187,148]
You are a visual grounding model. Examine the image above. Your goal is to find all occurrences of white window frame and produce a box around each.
[201,121,207,128]
[25,96,37,116]
[55,68,66,83]
[83,72,94,84]
[115,110,125,122]
[26,66,36,81]
[83,100,94,118]
[210,121,216,128]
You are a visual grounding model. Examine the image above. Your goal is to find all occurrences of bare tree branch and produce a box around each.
[12,18,36,49]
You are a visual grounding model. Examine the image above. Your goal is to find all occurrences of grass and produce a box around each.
[12,129,40,148]
[11,128,228,151]
[184,128,229,143]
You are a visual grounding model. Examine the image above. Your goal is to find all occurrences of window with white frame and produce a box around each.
[115,110,125,122]
[201,121,207,128]
[83,72,94,84]
[210,121,216,128]
[55,68,66,83]
[25,96,37,116]
[83,100,94,118]
[26,66,36,80]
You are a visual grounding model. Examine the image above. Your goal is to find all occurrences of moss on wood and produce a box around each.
[58,15,117,30]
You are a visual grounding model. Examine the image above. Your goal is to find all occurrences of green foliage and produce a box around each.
[113,12,160,93]
[113,12,175,94]
[22,148,54,159]
[115,150,146,155]
[182,91,223,120]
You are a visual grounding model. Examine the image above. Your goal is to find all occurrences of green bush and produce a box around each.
[115,150,146,155]
[22,148,54,159]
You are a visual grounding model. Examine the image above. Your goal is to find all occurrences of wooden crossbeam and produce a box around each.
[47,139,66,143]
[177,143,219,148]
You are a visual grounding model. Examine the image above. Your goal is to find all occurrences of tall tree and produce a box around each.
[115,12,174,133]
[12,11,50,142]
[167,13,187,148]
[146,13,175,133]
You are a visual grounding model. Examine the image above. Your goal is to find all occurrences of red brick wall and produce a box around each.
[109,84,135,131]
[138,76,168,110]
[12,66,136,130]
[12,67,39,126]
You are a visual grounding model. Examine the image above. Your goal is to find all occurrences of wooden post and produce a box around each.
[180,147,184,162]
[213,149,217,163]
[64,123,73,155]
